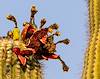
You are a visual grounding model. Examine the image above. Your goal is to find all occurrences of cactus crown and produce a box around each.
[0,5,70,79]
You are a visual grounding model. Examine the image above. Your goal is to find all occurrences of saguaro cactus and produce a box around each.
[82,0,100,79]
[0,38,43,79]
[0,4,69,79]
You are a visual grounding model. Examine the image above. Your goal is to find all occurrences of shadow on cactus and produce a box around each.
[2,5,70,77]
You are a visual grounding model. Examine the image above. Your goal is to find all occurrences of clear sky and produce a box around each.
[0,0,88,79]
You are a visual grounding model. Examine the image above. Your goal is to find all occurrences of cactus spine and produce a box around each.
[82,0,100,79]
[0,39,43,79]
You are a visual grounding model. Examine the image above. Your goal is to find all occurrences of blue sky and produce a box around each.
[0,0,88,79]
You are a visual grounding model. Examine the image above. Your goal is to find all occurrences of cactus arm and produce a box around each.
[82,0,100,79]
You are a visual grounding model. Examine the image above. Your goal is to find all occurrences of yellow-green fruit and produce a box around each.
[0,38,43,79]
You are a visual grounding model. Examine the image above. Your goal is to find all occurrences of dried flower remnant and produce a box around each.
[0,4,70,79]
